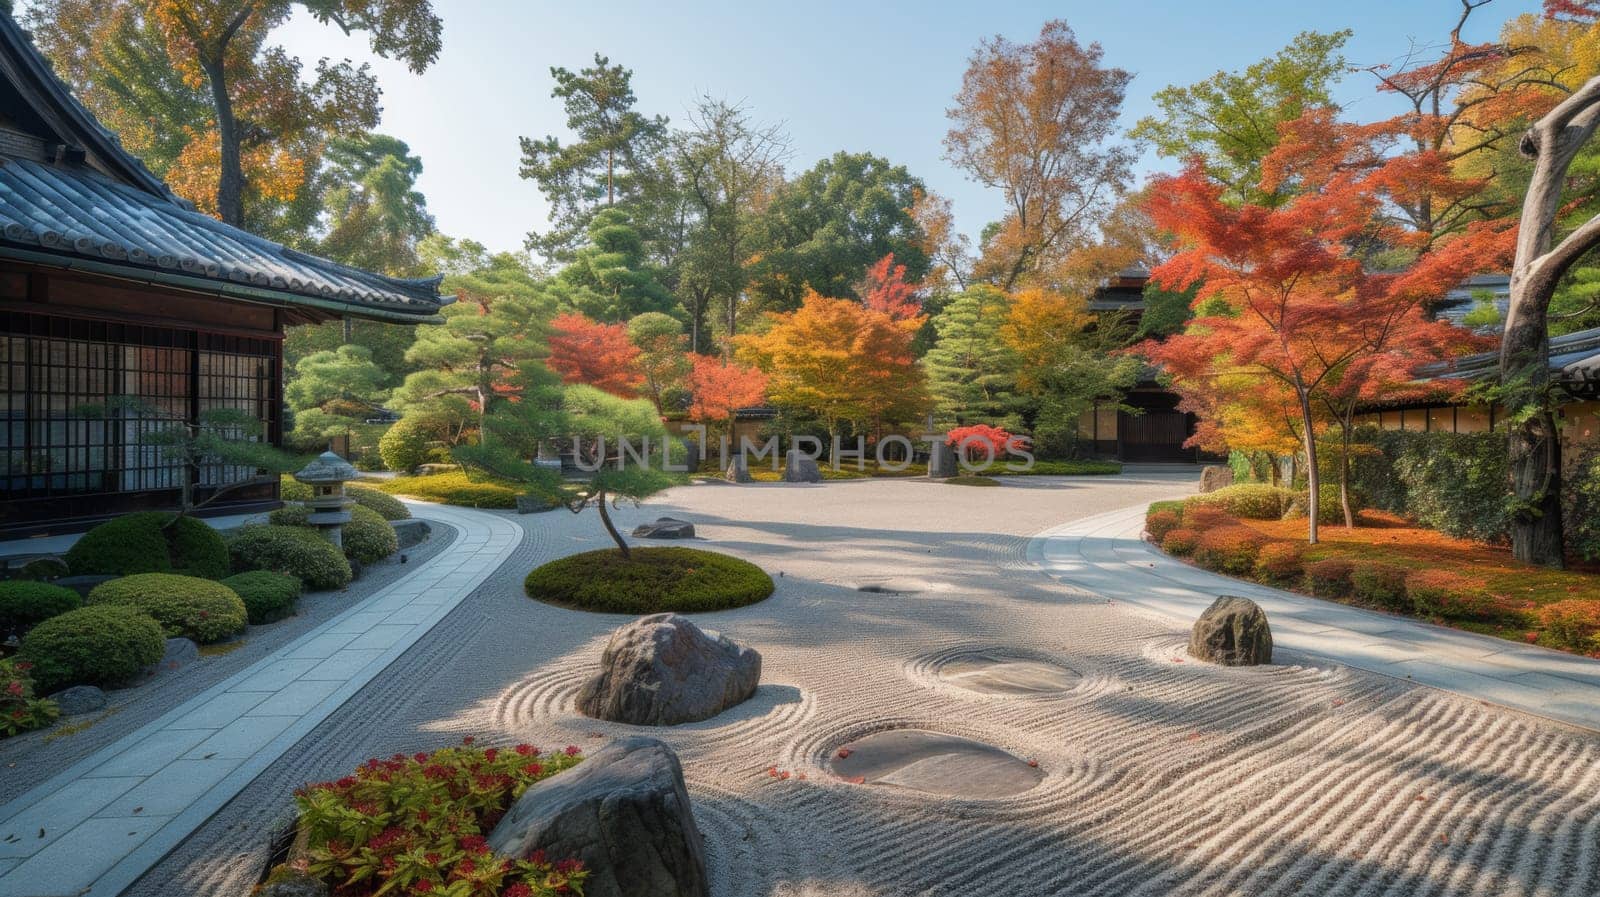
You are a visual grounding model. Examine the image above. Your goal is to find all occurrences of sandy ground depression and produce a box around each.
[130,468,1600,897]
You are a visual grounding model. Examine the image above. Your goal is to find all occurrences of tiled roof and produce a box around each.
[1418,326,1600,382]
[0,158,445,316]
[0,13,446,322]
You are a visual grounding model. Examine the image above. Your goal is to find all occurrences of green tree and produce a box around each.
[520,54,670,260]
[1130,30,1350,206]
[546,208,676,321]
[284,344,390,451]
[317,133,435,275]
[922,286,1022,427]
[390,238,551,444]
[627,312,690,412]
[749,151,930,313]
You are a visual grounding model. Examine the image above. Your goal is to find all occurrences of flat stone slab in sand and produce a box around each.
[830,729,1042,798]
[938,653,1080,696]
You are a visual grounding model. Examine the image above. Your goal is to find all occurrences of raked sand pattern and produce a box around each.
[129,471,1600,897]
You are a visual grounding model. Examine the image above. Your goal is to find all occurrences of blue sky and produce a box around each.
[276,0,1544,256]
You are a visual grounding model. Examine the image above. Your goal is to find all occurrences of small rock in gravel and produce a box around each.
[1188,595,1273,666]
[781,450,822,483]
[927,442,958,478]
[256,869,329,897]
[578,614,760,726]
[46,685,106,716]
[488,736,708,897]
[725,457,751,483]
[159,638,199,670]
[631,517,695,539]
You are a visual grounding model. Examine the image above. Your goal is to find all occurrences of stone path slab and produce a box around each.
[0,502,519,897]
[1028,502,1600,733]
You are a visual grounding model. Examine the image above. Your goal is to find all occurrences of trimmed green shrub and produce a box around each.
[1405,570,1499,621]
[525,547,774,614]
[0,581,81,632]
[1254,542,1305,583]
[1350,562,1411,611]
[0,657,57,737]
[1161,528,1200,556]
[342,504,398,564]
[65,512,230,579]
[348,485,410,521]
[87,573,247,644]
[268,503,313,527]
[229,525,352,591]
[1190,483,1295,520]
[1146,509,1183,543]
[18,605,166,692]
[279,476,314,503]
[1192,525,1270,575]
[19,556,69,580]
[1284,485,1364,526]
[1148,499,1186,518]
[1305,558,1355,598]
[378,417,431,473]
[220,571,302,625]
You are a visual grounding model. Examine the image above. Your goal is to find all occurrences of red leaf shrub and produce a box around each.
[1305,558,1355,598]
[946,424,1027,461]
[0,658,57,738]
[1183,504,1237,530]
[292,740,587,896]
[1254,541,1305,583]
[1162,528,1200,556]
[1350,562,1411,611]
[1192,525,1270,575]
[1405,570,1499,621]
[1537,601,1600,654]
[1146,509,1183,543]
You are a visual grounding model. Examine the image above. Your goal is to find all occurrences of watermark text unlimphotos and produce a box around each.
[570,427,1036,473]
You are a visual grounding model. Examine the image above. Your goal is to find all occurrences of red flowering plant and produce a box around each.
[292,739,586,896]
[0,657,58,738]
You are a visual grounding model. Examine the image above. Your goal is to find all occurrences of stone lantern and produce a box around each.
[293,451,359,549]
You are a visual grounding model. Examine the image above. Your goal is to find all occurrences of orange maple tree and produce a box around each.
[686,356,769,435]
[545,312,644,398]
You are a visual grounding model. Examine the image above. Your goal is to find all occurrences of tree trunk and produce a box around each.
[1298,393,1320,545]
[201,58,244,226]
[1338,416,1354,529]
[595,489,629,558]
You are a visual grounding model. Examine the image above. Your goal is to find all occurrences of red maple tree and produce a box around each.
[545,312,644,398]
[859,253,922,320]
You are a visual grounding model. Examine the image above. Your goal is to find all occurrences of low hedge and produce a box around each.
[1350,561,1410,611]
[279,476,314,503]
[1189,483,1295,520]
[220,571,302,624]
[1161,528,1199,556]
[0,657,57,738]
[229,525,352,591]
[1404,570,1500,622]
[0,581,81,632]
[18,605,167,692]
[374,470,521,509]
[87,573,247,644]
[1254,542,1305,583]
[1537,600,1600,654]
[525,547,774,614]
[1305,558,1355,598]
[1191,525,1269,575]
[348,485,410,521]
[343,504,399,564]
[1183,504,1236,530]
[65,512,230,579]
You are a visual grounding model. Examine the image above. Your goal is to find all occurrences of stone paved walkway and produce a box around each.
[1028,502,1600,732]
[0,502,519,897]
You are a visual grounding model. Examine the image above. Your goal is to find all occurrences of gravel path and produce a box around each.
[0,523,454,806]
[131,470,1600,897]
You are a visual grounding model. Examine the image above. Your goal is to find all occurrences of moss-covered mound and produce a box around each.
[18,605,167,692]
[524,547,774,614]
[0,581,82,632]
[87,573,247,644]
[228,525,353,591]
[946,475,1001,486]
[64,512,230,579]
[342,504,399,564]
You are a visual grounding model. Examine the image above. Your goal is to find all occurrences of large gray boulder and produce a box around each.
[781,449,822,483]
[487,737,708,897]
[578,613,760,726]
[1188,595,1273,666]
[927,441,958,478]
[632,517,696,540]
[1199,465,1235,494]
